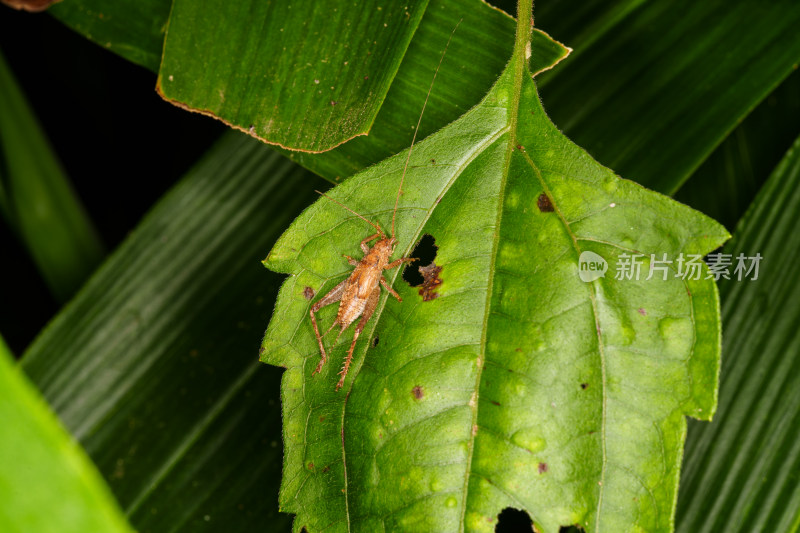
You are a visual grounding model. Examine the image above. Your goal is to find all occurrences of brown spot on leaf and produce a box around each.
[491,400,501,406]
[319,416,326,422]
[330,100,337,106]
[411,385,424,400]
[516,144,525,151]
[322,465,330,473]
[537,193,554,212]
[372,336,379,347]
[581,383,588,390]
[515,348,522,352]
[303,286,315,300]
[538,462,548,474]
[637,308,647,316]
[364,75,369,80]
[418,262,443,301]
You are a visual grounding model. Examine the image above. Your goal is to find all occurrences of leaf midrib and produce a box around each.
[458,0,534,529]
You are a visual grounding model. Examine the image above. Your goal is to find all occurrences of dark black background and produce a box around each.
[0,7,224,355]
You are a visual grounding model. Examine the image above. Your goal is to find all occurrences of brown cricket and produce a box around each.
[309,23,459,390]
[308,207,416,390]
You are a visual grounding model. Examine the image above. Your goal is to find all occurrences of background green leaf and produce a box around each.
[49,0,170,71]
[675,70,800,230]
[21,132,325,532]
[676,136,800,532]
[536,0,800,194]
[0,335,132,533]
[0,48,104,301]
[47,0,800,196]
[260,10,728,527]
[158,0,429,152]
[48,0,565,181]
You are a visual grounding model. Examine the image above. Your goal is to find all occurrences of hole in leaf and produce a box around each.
[559,527,584,533]
[372,336,379,347]
[403,234,437,286]
[495,508,532,532]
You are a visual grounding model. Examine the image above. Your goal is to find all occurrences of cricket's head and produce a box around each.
[374,235,398,256]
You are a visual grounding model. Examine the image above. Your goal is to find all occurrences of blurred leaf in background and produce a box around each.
[0,49,104,302]
[0,335,132,533]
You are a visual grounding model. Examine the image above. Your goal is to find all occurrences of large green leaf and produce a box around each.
[676,136,800,532]
[158,0,429,152]
[0,48,104,301]
[260,4,729,530]
[21,132,326,532]
[0,336,132,533]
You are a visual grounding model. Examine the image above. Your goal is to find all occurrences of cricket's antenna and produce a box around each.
[391,19,462,238]
[315,190,385,235]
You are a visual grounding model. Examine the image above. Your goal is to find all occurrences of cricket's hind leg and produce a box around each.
[336,285,381,390]
[309,278,348,375]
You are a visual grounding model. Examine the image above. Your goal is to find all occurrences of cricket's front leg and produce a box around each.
[378,258,416,302]
[385,256,417,270]
[337,285,381,391]
[360,232,382,254]
[309,279,348,375]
